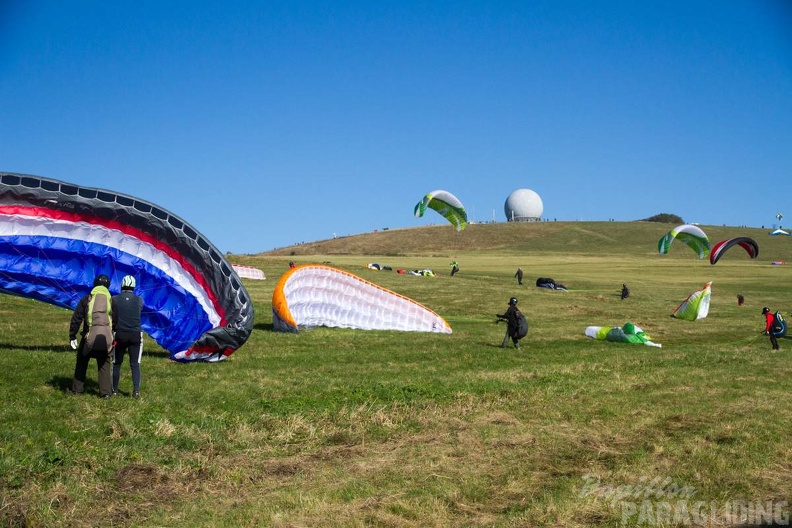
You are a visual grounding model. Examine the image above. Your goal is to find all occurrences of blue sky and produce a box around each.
[2,1,790,254]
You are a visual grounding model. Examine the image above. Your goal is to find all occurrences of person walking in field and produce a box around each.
[762,307,782,350]
[496,297,529,349]
[68,274,114,398]
[450,260,459,277]
[515,267,523,285]
[112,275,144,398]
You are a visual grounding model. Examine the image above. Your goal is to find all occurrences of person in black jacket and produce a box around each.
[112,275,144,398]
[515,268,523,285]
[621,284,630,300]
[68,274,114,398]
[497,297,529,349]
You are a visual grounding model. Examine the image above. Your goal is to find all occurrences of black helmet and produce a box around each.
[762,307,770,315]
[93,274,110,288]
[509,297,518,305]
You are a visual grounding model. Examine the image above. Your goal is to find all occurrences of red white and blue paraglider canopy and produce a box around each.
[0,172,254,362]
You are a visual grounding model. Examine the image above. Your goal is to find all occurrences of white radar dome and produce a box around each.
[504,188,543,222]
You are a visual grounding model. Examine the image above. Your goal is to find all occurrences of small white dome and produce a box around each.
[504,189,543,222]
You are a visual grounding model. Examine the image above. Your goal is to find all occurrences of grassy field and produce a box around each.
[1,221,790,527]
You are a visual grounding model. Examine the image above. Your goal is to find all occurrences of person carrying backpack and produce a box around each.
[496,297,529,349]
[68,274,114,398]
[762,307,784,350]
[621,283,630,300]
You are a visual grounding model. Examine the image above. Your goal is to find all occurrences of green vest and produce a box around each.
[87,285,112,328]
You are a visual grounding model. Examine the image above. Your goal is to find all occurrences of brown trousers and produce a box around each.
[72,339,113,396]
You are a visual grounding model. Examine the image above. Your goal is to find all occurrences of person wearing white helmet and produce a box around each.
[496,297,529,349]
[111,275,144,397]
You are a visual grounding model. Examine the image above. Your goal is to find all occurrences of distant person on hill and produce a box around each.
[515,267,523,285]
[621,284,630,300]
[112,275,144,398]
[450,260,459,277]
[289,261,296,269]
[737,295,744,306]
[496,297,529,349]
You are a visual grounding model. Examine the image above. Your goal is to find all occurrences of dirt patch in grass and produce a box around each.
[114,463,172,494]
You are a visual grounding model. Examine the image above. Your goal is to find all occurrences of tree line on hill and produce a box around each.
[642,213,684,224]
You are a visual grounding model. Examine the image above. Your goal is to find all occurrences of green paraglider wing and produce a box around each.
[414,190,468,231]
[658,224,710,258]
[672,282,712,320]
[585,323,661,347]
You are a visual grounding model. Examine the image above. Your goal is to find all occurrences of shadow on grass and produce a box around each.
[47,375,138,397]
[486,343,521,349]
[0,342,71,353]
[46,375,101,395]
[0,342,172,359]
[138,350,171,359]
[254,323,275,332]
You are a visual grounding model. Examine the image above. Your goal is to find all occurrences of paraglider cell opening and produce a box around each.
[1,175,21,185]
[21,177,40,188]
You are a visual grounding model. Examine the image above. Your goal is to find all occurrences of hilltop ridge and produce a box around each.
[259,221,772,258]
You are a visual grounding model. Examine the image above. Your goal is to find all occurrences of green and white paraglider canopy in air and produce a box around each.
[414,190,468,231]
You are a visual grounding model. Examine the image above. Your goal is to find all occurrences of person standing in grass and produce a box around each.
[762,307,781,350]
[68,274,114,398]
[112,275,144,398]
[450,260,459,277]
[515,267,523,285]
[497,297,528,349]
[621,283,630,300]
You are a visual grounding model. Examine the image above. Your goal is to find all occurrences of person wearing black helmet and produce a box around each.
[112,275,144,398]
[67,274,114,398]
[762,307,780,350]
[621,283,630,300]
[496,297,529,349]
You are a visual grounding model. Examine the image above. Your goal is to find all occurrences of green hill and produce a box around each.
[3,220,791,527]
[260,221,778,258]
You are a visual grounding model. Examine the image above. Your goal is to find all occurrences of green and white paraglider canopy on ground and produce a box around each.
[672,281,712,321]
[585,322,661,347]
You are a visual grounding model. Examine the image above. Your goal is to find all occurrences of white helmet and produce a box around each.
[121,275,136,290]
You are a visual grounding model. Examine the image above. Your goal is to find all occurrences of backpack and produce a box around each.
[771,311,787,337]
[515,309,529,339]
[84,287,114,354]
